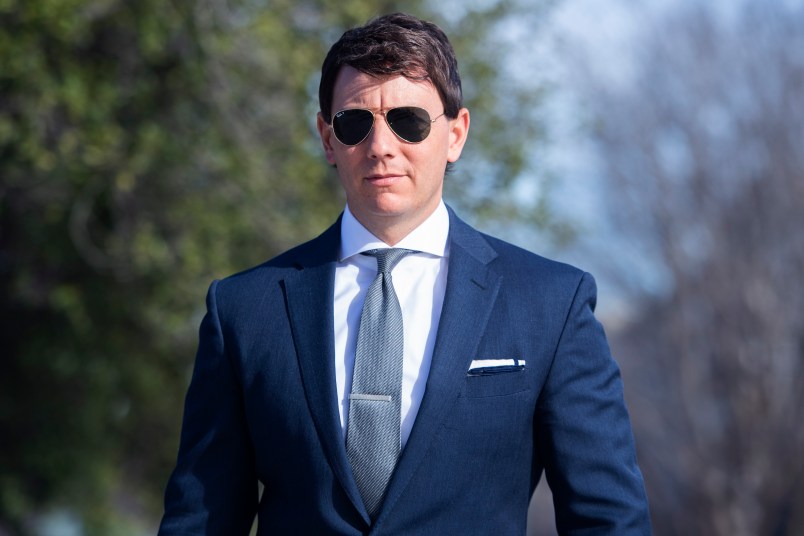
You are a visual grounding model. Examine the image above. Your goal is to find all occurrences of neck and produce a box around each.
[351,204,441,246]
[361,218,420,246]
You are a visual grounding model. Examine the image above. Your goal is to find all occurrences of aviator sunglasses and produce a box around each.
[330,107,446,146]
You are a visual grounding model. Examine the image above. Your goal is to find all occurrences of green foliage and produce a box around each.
[0,0,552,532]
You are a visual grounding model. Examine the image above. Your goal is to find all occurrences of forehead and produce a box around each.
[331,65,442,111]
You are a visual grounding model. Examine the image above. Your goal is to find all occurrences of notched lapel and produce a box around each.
[282,222,370,523]
[374,213,502,526]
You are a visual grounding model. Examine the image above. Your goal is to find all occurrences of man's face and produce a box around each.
[317,65,469,243]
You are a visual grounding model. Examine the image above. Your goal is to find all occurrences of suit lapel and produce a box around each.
[283,210,502,526]
[375,211,502,525]
[282,218,370,522]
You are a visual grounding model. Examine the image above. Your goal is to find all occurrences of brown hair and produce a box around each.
[318,13,463,123]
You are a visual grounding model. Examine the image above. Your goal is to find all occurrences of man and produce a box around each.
[159,13,651,535]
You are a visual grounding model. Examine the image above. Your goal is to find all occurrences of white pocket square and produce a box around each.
[468,358,526,373]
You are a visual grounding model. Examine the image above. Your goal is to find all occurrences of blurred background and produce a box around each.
[1,0,802,534]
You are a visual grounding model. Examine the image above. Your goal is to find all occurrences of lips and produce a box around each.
[364,173,404,186]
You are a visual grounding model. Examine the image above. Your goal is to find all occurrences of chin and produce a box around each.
[369,206,409,220]
[365,194,411,217]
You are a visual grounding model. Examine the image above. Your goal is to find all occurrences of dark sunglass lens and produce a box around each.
[333,109,374,145]
[387,107,431,142]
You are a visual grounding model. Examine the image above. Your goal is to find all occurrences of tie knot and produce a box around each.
[363,248,415,274]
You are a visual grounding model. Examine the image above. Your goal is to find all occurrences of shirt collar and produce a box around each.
[339,201,450,262]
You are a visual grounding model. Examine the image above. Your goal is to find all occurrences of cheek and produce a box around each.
[331,148,358,173]
[335,159,362,191]
[411,147,448,177]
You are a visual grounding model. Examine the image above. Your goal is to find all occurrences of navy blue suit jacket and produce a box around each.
[159,209,651,534]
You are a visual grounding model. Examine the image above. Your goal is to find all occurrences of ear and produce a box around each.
[446,107,470,163]
[317,112,337,165]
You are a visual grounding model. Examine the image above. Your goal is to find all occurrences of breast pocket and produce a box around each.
[460,366,530,398]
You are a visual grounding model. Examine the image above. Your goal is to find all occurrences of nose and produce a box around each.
[365,112,398,159]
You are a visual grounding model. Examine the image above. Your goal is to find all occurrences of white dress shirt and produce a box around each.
[334,201,450,448]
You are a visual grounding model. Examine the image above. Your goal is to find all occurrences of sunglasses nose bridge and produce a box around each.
[366,110,401,144]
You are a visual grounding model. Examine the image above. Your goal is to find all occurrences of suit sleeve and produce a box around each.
[535,272,652,534]
[158,280,258,535]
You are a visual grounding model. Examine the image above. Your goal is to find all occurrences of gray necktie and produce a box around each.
[347,248,414,519]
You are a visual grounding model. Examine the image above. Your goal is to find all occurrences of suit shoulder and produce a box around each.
[477,233,600,315]
[447,208,589,294]
[482,232,586,282]
[214,219,340,296]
